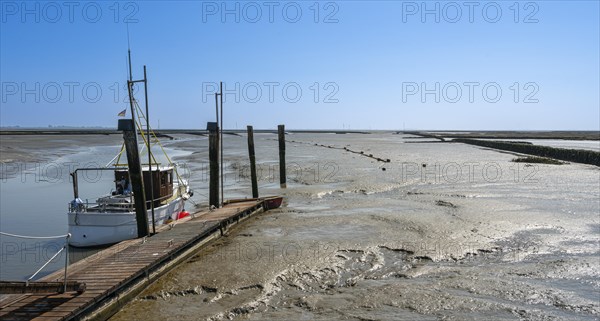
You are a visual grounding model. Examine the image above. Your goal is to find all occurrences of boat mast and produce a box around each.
[127,50,135,124]
[127,43,156,234]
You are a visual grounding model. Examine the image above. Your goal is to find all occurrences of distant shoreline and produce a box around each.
[1,129,598,140]
[0,129,370,136]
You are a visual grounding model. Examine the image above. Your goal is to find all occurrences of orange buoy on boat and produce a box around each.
[177,211,190,220]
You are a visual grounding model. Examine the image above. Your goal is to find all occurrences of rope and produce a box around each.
[108,90,190,202]
[0,232,70,239]
[187,198,199,207]
[132,99,184,187]
[106,144,125,167]
[133,100,159,165]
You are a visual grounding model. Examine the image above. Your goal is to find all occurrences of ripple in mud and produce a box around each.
[200,245,434,320]
[139,285,218,301]
[129,241,599,321]
[435,200,457,208]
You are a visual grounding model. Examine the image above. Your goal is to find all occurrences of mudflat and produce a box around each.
[107,132,600,321]
[1,132,598,320]
[0,134,122,177]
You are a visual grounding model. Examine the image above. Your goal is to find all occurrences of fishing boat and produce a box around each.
[67,165,192,247]
[67,56,193,247]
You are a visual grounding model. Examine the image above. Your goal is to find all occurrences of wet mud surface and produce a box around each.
[2,133,597,320]
[110,133,599,320]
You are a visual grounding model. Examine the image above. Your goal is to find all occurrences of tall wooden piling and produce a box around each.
[219,82,224,207]
[208,122,220,208]
[70,172,79,199]
[278,124,286,188]
[143,65,156,234]
[247,126,259,198]
[118,119,149,238]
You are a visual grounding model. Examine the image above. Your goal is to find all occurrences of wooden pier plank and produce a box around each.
[0,200,267,321]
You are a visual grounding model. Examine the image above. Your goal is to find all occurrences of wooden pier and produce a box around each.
[0,199,272,321]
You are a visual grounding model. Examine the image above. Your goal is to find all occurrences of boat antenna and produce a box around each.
[127,23,133,82]
[126,23,136,124]
[114,24,134,167]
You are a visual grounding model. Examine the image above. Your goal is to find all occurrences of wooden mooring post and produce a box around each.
[118,119,149,238]
[219,82,224,207]
[70,172,78,199]
[247,125,259,198]
[143,65,156,234]
[208,122,220,208]
[278,124,286,188]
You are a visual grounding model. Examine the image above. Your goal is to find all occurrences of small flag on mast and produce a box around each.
[118,109,126,117]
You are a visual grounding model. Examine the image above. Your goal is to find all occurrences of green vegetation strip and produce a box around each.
[454,139,599,167]
[512,156,566,165]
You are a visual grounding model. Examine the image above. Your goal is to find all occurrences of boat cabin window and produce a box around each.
[159,170,173,187]
[148,169,174,205]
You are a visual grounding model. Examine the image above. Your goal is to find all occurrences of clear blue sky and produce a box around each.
[1,1,598,130]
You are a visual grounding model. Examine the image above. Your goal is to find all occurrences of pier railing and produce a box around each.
[68,193,174,213]
[0,232,71,293]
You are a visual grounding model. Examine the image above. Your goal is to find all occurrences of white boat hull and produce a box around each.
[68,198,185,247]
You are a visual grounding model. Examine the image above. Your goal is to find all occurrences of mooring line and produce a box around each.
[0,231,70,239]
